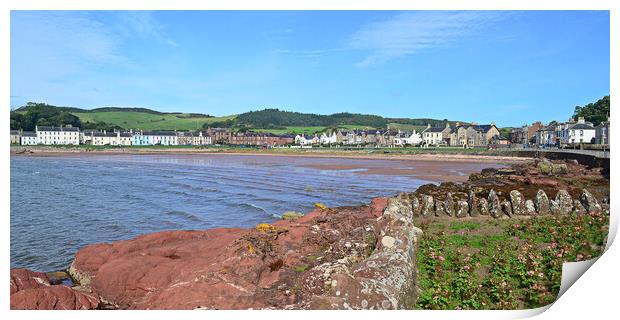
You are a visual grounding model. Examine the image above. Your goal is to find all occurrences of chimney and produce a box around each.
[445,122,450,128]
[456,122,461,127]
[427,124,431,129]
[578,117,585,124]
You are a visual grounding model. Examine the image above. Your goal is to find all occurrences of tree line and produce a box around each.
[573,95,609,126]
[11,103,122,131]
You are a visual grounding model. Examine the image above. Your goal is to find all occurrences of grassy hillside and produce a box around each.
[73,111,235,131]
[12,103,460,132]
[387,123,427,133]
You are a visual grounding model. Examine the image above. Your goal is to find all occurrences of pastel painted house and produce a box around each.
[132,131,178,146]
[92,131,133,146]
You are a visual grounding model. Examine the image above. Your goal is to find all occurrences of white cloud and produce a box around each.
[348,11,502,67]
[117,11,178,47]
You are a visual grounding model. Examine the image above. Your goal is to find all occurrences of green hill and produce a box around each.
[11,103,462,133]
[73,111,234,131]
[12,103,234,131]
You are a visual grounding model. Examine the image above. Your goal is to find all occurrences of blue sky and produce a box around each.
[10,11,609,126]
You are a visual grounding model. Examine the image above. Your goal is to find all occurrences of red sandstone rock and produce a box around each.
[10,268,98,310]
[63,197,417,310]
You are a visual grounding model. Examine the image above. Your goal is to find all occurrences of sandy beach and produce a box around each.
[10,146,528,164]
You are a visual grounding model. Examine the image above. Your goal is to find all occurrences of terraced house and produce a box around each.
[422,124,450,146]
[232,131,294,146]
[91,131,133,146]
[20,131,37,145]
[132,131,178,146]
[446,123,501,147]
[35,125,80,145]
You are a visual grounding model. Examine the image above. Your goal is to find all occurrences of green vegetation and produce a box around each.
[414,212,609,310]
[11,102,227,131]
[234,108,388,128]
[387,122,427,133]
[73,111,233,131]
[11,103,464,133]
[386,117,464,127]
[573,95,610,126]
[11,103,82,131]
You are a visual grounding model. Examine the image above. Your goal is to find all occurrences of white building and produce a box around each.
[394,130,423,146]
[36,126,80,145]
[20,132,37,145]
[557,117,595,145]
[191,131,212,145]
[319,132,338,145]
[91,131,133,146]
[535,124,557,147]
[295,134,313,146]
[422,126,445,146]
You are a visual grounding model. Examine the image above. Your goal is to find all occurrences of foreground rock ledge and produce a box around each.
[11,197,422,310]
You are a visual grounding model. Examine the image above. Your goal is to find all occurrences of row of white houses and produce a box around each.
[534,117,610,147]
[10,126,212,146]
[294,129,424,147]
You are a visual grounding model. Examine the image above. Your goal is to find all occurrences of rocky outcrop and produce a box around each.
[10,269,98,310]
[10,197,422,310]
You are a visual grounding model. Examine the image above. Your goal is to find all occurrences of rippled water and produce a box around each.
[11,154,492,272]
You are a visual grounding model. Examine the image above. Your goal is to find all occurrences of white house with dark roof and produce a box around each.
[422,124,449,146]
[557,117,595,145]
[132,131,178,146]
[20,131,37,145]
[35,125,80,145]
[91,131,133,146]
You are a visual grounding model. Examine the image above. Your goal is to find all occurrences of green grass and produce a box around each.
[72,111,236,131]
[414,212,609,310]
[387,123,427,132]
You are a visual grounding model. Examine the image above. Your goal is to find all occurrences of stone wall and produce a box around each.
[400,187,605,220]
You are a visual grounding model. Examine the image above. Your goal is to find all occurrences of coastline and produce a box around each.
[10,146,529,164]
[9,157,610,310]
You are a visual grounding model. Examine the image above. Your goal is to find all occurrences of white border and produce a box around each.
[2,1,616,320]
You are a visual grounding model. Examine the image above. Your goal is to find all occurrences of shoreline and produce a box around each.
[9,158,610,310]
[10,146,529,164]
